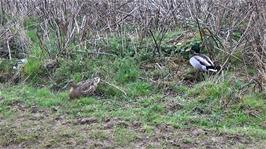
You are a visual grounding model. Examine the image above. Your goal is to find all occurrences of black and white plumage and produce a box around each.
[189,54,220,72]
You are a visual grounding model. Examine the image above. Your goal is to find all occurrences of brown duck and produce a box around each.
[69,77,101,99]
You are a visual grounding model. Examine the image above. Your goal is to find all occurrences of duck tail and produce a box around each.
[206,65,221,72]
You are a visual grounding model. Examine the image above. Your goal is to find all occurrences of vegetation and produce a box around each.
[0,0,266,148]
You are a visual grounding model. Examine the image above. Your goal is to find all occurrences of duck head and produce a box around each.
[92,77,101,85]
[185,42,203,57]
[190,43,202,54]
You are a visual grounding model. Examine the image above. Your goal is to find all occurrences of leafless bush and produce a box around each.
[0,0,194,58]
[31,0,190,57]
[245,0,266,87]
[0,0,31,59]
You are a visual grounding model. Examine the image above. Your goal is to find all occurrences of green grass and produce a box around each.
[1,67,266,148]
[114,58,139,83]
[126,81,151,97]
[1,77,265,140]
[0,85,67,109]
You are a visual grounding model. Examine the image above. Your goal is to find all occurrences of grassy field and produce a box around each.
[1,57,266,148]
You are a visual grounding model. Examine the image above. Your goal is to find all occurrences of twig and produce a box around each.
[101,80,127,96]
[195,17,203,43]
[7,36,12,60]
[149,29,161,55]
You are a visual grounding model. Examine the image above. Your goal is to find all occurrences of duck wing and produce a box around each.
[198,54,214,66]
[78,77,101,96]
[78,79,94,89]
[80,86,96,95]
[193,55,214,66]
[190,56,207,71]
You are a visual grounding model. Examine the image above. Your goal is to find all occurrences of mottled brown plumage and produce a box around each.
[69,77,100,99]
